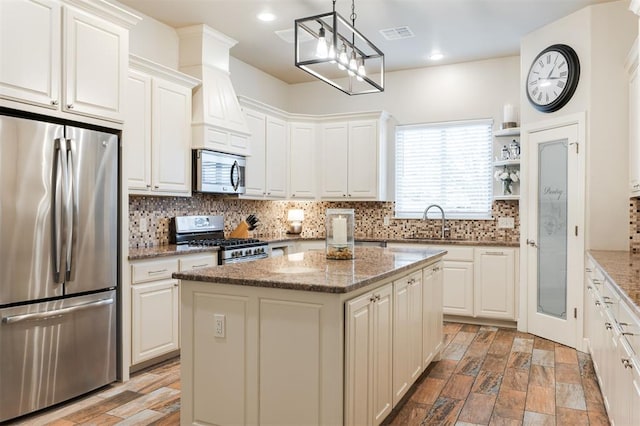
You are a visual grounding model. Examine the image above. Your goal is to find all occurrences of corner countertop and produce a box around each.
[173,246,446,294]
[127,237,517,260]
[587,250,640,317]
[265,236,520,247]
[128,244,219,260]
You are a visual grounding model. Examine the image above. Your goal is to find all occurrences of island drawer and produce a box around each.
[131,258,179,284]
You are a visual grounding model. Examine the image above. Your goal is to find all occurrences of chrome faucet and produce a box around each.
[423,204,448,239]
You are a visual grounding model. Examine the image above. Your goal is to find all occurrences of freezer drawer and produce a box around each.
[0,290,117,422]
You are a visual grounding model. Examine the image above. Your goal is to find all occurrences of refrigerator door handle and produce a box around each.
[1,298,114,324]
[52,138,67,284]
[65,139,77,282]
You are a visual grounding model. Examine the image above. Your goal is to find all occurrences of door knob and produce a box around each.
[526,239,538,248]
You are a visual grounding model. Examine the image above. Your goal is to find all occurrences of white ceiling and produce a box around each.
[118,0,618,84]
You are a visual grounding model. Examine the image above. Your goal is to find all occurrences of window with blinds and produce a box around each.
[395,119,493,219]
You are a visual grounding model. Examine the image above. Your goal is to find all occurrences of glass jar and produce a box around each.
[501,145,510,160]
[509,139,520,160]
[325,208,354,260]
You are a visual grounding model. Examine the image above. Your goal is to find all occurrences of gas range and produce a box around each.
[170,215,268,264]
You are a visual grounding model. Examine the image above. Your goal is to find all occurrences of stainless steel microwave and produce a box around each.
[193,149,246,194]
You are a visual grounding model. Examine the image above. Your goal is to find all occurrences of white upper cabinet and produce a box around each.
[289,122,317,199]
[124,55,200,197]
[320,113,391,201]
[241,103,288,199]
[0,0,61,108]
[0,0,139,123]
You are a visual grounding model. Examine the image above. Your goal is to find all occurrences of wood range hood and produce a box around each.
[177,24,251,150]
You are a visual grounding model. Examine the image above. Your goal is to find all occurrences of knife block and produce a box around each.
[229,221,250,239]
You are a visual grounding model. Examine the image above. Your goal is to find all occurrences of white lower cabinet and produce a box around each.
[442,260,474,316]
[474,248,515,320]
[345,283,393,426]
[132,279,180,364]
[584,254,640,426]
[392,271,423,406]
[423,263,444,368]
[130,253,216,366]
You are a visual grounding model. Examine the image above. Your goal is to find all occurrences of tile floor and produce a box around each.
[10,322,609,425]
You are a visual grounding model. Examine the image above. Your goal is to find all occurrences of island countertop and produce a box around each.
[173,246,446,293]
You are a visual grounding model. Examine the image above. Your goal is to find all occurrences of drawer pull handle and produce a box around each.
[622,332,635,336]
[585,268,592,272]
[191,264,209,269]
[174,283,179,287]
[148,269,168,275]
[605,322,612,330]
[595,301,601,307]
[485,251,505,255]
[622,358,633,369]
[619,322,630,327]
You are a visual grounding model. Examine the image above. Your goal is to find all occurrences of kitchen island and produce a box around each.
[174,246,446,426]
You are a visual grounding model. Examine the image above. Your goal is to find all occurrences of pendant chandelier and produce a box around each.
[294,0,384,95]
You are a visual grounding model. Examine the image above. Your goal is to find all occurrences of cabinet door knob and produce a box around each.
[67,104,74,109]
[369,295,376,303]
[292,194,296,197]
[154,185,159,189]
[51,99,59,106]
[343,194,347,197]
[622,358,633,369]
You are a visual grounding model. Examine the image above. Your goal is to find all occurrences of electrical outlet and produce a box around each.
[383,216,390,226]
[497,217,515,229]
[214,314,225,338]
[139,217,147,232]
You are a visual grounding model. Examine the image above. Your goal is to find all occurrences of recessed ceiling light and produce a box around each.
[257,12,276,22]
[429,52,444,61]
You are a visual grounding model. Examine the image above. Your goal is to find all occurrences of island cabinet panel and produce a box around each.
[392,271,424,406]
[423,263,444,369]
[345,284,393,426]
[191,293,252,426]
[259,299,322,425]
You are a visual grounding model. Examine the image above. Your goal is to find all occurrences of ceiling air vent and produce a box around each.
[379,26,414,41]
[275,28,313,44]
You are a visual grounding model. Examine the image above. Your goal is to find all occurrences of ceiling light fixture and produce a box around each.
[429,52,444,61]
[294,0,384,95]
[257,12,276,22]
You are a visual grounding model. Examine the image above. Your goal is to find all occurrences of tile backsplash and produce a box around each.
[631,198,640,253]
[129,195,520,248]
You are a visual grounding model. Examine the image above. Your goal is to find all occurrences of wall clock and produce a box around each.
[526,44,580,113]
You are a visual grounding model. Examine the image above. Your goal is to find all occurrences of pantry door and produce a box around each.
[525,121,584,348]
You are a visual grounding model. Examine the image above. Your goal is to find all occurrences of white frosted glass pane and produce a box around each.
[537,139,567,319]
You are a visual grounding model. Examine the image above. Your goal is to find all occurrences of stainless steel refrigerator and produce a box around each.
[0,113,119,422]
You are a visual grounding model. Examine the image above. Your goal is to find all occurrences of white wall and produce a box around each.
[286,56,520,127]
[229,57,290,111]
[520,0,636,250]
[125,8,180,69]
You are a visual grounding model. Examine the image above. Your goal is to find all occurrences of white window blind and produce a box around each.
[395,119,493,219]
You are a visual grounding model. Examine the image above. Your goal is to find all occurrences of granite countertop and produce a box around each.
[173,246,446,294]
[588,250,640,317]
[128,244,219,260]
[265,236,520,247]
[128,237,516,260]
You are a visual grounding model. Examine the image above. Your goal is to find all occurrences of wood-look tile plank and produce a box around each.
[493,388,526,420]
[474,329,498,345]
[556,407,589,424]
[455,355,484,377]
[533,337,555,351]
[76,413,122,425]
[531,349,554,368]
[147,409,180,426]
[134,371,181,395]
[457,392,496,424]
[440,374,475,400]
[62,390,141,423]
[410,377,447,405]
[525,385,555,415]
[501,368,529,393]
[428,359,459,379]
[423,397,465,425]
[511,338,533,354]
[554,363,581,384]
[488,341,513,356]
[554,347,578,364]
[506,352,531,371]
[522,410,555,425]
[110,409,163,426]
[15,395,106,425]
[582,377,607,413]
[489,414,523,425]
[471,371,503,396]
[107,388,180,418]
[528,365,555,388]
[148,392,180,414]
[555,382,586,411]
[587,410,610,425]
[443,343,470,361]
[461,324,481,333]
[482,354,508,373]
[466,342,492,358]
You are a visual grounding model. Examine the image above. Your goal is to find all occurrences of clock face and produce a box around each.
[526,44,580,113]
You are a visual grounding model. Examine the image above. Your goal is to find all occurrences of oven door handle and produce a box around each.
[231,160,240,191]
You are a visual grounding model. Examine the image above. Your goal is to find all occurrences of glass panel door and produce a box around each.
[537,140,568,319]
